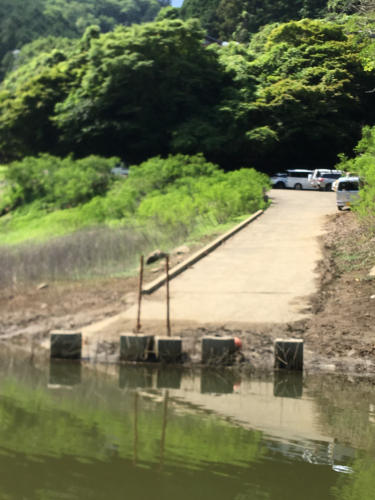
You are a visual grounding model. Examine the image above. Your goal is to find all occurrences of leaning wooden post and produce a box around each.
[166,255,171,337]
[136,256,144,334]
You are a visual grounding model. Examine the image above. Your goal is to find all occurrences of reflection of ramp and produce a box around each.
[167,375,333,447]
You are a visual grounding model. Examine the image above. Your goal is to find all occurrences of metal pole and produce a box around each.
[136,255,144,334]
[166,256,171,337]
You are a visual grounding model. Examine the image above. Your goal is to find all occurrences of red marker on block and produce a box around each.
[234,337,242,350]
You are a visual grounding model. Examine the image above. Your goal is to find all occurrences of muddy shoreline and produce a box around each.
[1,212,375,376]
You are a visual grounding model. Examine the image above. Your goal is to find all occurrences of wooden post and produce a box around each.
[166,256,171,337]
[136,256,144,334]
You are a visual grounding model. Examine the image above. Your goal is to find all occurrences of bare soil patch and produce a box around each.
[0,237,215,344]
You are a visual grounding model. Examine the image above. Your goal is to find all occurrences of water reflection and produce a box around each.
[0,349,372,499]
[201,370,238,394]
[49,361,82,388]
[273,372,303,399]
[119,365,153,389]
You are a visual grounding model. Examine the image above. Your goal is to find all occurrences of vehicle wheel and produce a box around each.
[275,181,285,189]
[337,206,343,211]
[325,183,332,191]
[294,183,302,190]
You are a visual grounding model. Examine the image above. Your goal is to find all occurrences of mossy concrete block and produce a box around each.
[155,336,182,362]
[50,331,82,360]
[120,333,154,362]
[274,338,304,371]
[201,336,236,364]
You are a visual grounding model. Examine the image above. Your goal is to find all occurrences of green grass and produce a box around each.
[0,154,270,285]
[0,166,7,182]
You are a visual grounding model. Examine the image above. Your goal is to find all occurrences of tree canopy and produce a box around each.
[0,17,374,174]
[180,0,329,41]
[0,0,170,79]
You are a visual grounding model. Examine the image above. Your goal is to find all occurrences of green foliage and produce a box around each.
[336,126,375,223]
[52,19,225,163]
[0,154,270,245]
[1,154,118,212]
[0,0,169,80]
[0,17,374,173]
[333,457,375,500]
[216,19,375,171]
[2,36,78,76]
[180,0,221,35]
[181,0,328,41]
[155,6,181,21]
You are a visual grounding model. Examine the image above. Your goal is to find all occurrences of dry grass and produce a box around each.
[0,223,189,288]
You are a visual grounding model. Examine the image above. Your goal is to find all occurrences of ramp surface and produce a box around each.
[83,190,337,339]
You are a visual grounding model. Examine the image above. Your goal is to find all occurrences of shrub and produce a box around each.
[0,153,271,246]
[1,154,119,212]
[336,126,375,224]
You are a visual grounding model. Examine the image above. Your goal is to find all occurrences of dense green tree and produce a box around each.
[0,26,100,160]
[215,19,375,171]
[181,0,328,41]
[53,19,227,163]
[180,0,221,37]
[0,0,170,80]
[0,18,374,173]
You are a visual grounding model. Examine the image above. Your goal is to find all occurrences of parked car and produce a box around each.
[316,173,342,191]
[270,173,287,189]
[111,163,129,176]
[309,169,343,189]
[285,169,314,190]
[336,177,360,211]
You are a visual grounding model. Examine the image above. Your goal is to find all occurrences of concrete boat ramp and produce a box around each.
[81,190,336,344]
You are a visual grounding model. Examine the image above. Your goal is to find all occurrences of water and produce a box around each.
[0,349,374,500]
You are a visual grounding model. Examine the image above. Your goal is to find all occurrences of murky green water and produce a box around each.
[0,349,374,499]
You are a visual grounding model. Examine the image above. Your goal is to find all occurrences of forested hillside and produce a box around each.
[1,16,374,174]
[0,0,169,78]
[181,0,330,41]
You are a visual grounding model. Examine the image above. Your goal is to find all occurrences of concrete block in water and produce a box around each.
[201,336,236,364]
[50,331,82,360]
[274,371,303,399]
[155,336,182,361]
[274,338,303,371]
[120,333,154,362]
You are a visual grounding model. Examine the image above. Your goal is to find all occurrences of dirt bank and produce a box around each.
[2,212,375,375]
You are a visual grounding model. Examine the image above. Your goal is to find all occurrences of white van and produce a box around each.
[309,169,343,189]
[336,177,359,211]
[285,169,313,190]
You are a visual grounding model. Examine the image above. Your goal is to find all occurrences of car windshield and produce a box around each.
[338,181,359,191]
[322,174,341,179]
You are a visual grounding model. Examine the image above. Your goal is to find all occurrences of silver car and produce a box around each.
[316,173,342,191]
